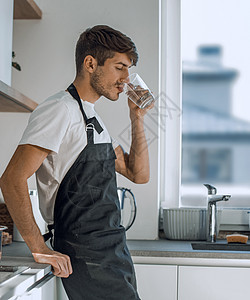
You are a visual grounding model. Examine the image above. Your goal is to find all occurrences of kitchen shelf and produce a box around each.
[0,80,38,112]
[14,0,42,20]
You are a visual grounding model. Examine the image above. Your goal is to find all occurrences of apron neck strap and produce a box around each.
[67,83,104,134]
[67,83,104,144]
[67,83,95,144]
[67,83,88,123]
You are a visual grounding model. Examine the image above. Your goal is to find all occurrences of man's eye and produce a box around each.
[116,67,123,71]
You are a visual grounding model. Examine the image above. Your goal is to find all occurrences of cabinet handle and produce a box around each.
[26,272,54,291]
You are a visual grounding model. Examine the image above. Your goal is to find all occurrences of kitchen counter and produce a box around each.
[1,243,51,300]
[127,239,250,267]
[4,239,250,258]
[2,241,33,257]
[5,239,250,258]
[2,240,250,299]
[127,239,250,258]
[1,238,250,283]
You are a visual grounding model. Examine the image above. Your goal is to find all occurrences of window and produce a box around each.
[180,0,250,209]
[160,0,250,215]
[182,148,232,183]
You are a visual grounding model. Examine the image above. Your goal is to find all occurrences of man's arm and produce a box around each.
[115,100,154,183]
[0,144,72,278]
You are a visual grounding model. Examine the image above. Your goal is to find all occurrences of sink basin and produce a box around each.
[192,242,250,251]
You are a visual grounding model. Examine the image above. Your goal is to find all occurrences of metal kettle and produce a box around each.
[117,187,137,231]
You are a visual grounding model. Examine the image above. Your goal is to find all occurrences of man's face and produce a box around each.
[90,52,132,101]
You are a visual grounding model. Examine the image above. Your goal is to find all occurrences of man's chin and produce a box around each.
[106,95,119,101]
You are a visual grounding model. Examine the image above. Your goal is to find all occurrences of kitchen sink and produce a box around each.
[192,242,250,251]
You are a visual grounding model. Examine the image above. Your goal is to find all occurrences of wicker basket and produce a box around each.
[0,203,13,237]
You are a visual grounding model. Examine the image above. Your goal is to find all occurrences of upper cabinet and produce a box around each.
[0,80,38,112]
[14,0,42,19]
[0,0,42,112]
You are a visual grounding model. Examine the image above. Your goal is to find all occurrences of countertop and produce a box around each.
[2,239,250,298]
[127,239,250,258]
[2,241,33,258]
[3,239,250,267]
[127,239,250,267]
[1,243,51,300]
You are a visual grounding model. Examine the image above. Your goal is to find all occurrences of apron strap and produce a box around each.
[86,117,103,134]
[43,223,55,248]
[67,83,88,122]
[67,83,103,144]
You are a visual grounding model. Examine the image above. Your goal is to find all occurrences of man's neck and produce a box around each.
[72,76,99,104]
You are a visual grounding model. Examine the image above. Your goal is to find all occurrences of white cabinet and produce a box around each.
[134,264,177,300]
[11,274,56,300]
[0,0,13,85]
[39,274,56,300]
[178,266,250,300]
[57,265,178,300]
[56,264,177,300]
[56,277,69,300]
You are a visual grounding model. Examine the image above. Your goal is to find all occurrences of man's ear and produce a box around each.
[83,55,98,74]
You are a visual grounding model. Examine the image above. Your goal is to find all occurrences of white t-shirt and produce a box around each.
[19,91,119,224]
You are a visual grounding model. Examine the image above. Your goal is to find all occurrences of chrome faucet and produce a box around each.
[204,184,231,243]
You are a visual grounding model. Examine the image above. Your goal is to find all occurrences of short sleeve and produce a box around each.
[19,99,71,153]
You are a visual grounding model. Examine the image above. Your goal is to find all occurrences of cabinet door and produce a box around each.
[178,266,250,300]
[56,277,69,300]
[22,274,56,300]
[134,264,177,300]
[13,276,55,300]
[40,275,56,300]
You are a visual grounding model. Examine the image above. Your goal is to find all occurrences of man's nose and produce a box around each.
[122,77,129,84]
[122,74,130,84]
[121,69,130,84]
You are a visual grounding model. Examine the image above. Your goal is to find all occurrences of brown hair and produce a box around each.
[75,25,138,75]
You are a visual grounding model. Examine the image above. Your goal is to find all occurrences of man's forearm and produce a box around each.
[0,145,72,277]
[0,177,46,253]
[1,176,73,278]
[128,116,150,183]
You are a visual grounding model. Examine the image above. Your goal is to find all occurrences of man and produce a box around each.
[0,25,153,299]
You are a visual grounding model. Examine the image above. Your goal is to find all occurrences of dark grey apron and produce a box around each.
[52,84,140,300]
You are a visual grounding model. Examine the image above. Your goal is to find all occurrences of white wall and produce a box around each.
[0,0,13,85]
[0,0,160,239]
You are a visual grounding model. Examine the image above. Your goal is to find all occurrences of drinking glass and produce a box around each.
[124,73,155,109]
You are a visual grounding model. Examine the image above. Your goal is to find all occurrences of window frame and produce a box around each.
[159,0,182,208]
